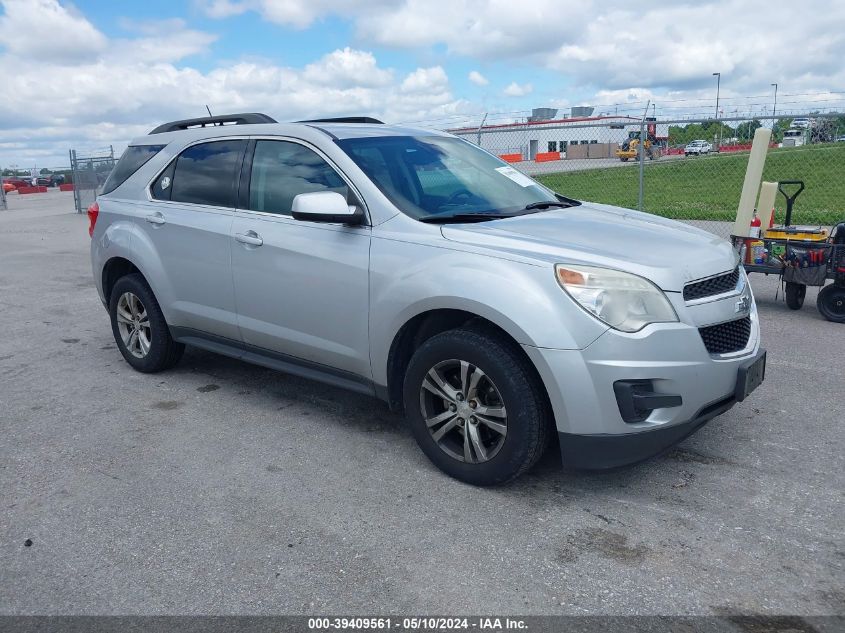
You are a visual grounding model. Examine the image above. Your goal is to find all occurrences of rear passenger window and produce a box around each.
[248,140,348,215]
[169,140,246,208]
[102,144,165,195]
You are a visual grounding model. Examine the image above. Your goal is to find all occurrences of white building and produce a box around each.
[448,110,670,161]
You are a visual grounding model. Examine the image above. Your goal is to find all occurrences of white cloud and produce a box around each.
[503,82,532,97]
[468,70,488,86]
[303,47,393,88]
[195,0,250,19]
[0,0,108,63]
[111,18,218,64]
[195,0,845,102]
[3,0,843,167]
[0,2,470,167]
[401,66,449,93]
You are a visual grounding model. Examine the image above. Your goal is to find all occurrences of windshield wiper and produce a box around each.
[418,212,527,224]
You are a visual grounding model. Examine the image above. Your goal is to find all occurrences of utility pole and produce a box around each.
[771,83,778,119]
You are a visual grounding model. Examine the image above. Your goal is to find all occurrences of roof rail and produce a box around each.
[149,113,277,135]
[299,117,384,125]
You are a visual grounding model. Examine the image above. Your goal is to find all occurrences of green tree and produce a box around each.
[735,119,762,142]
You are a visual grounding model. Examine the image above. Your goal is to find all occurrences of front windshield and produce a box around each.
[336,135,559,220]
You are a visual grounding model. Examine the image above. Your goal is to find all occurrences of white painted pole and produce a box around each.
[757,181,778,230]
[732,127,773,237]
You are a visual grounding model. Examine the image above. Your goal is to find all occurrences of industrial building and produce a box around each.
[449,107,670,162]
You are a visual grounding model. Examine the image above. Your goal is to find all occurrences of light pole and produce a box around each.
[713,72,721,120]
[713,72,721,148]
[771,83,778,119]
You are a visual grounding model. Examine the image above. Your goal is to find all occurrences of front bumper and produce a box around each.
[521,298,762,469]
[558,394,736,470]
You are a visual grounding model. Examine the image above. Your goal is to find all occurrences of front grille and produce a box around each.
[683,267,740,301]
[699,316,751,354]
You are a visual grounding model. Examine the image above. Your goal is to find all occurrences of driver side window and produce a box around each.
[248,140,349,215]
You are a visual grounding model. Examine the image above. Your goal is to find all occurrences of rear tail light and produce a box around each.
[87,202,99,237]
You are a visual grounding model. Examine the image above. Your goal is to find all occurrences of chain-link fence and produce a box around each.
[69,147,116,214]
[447,112,845,239]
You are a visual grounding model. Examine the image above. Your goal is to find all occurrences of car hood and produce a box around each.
[439,202,738,292]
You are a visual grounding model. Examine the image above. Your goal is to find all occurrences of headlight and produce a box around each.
[555,264,678,333]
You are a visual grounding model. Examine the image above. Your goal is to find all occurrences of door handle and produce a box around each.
[235,231,263,247]
[145,212,166,226]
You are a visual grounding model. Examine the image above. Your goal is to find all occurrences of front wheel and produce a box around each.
[785,282,806,310]
[402,328,550,486]
[817,284,845,322]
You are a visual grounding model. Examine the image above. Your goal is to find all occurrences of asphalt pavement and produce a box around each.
[1,190,843,615]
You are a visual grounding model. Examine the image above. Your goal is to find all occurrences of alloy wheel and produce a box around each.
[116,292,151,359]
[418,359,508,464]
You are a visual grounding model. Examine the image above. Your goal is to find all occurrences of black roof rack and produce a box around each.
[149,113,277,135]
[299,117,384,125]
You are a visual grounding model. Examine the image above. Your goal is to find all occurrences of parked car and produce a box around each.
[2,182,15,193]
[89,113,765,485]
[835,135,845,143]
[684,140,712,156]
[790,118,810,129]
[3,176,33,189]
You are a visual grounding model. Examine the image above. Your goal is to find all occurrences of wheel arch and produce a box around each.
[383,307,552,419]
[101,257,144,304]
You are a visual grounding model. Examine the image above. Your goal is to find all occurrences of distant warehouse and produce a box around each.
[448,107,670,163]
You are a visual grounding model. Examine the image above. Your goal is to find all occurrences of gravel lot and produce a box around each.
[1,190,843,615]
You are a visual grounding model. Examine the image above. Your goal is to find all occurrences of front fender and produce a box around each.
[369,239,608,386]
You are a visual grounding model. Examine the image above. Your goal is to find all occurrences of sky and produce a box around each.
[1,0,844,169]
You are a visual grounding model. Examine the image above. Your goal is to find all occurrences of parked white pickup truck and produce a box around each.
[684,140,712,156]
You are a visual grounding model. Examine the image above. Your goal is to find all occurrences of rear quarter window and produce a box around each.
[101,145,165,195]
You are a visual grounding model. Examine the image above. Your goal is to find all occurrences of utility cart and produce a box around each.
[731,180,845,323]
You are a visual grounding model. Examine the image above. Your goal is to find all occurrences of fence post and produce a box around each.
[0,179,6,211]
[70,149,81,214]
[638,100,650,212]
[476,113,487,146]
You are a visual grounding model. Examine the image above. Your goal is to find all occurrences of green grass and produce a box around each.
[536,143,845,224]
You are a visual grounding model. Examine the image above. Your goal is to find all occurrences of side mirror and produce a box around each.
[291,191,364,225]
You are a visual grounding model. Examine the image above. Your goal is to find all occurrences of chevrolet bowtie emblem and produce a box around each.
[735,296,750,313]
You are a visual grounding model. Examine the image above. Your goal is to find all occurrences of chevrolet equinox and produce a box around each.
[89,113,766,485]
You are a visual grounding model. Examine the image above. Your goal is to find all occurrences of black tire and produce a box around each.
[785,282,806,310]
[402,328,550,486]
[108,273,184,373]
[817,284,845,323]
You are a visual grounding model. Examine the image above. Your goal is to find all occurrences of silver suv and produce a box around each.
[90,113,765,485]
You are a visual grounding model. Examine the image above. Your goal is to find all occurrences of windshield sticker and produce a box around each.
[495,166,536,188]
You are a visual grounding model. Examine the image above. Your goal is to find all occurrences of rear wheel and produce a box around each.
[109,274,184,373]
[785,282,806,310]
[817,284,845,322]
[402,328,550,486]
